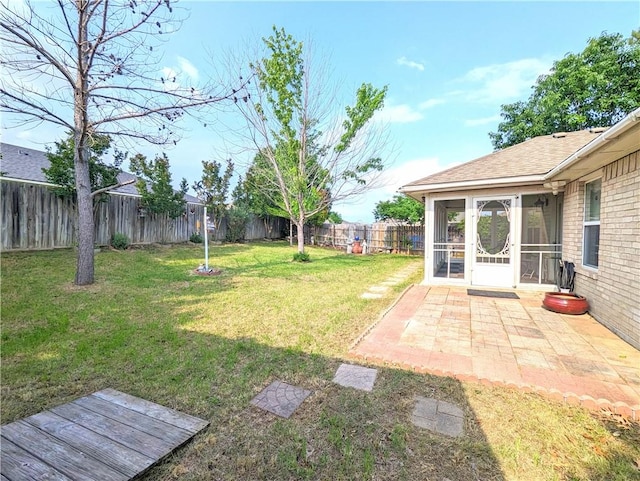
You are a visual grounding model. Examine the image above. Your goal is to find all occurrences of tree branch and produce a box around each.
[90,178,135,197]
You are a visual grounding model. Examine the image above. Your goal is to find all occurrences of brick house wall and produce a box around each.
[561,150,639,349]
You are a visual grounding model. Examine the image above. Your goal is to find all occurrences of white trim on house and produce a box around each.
[0,175,204,204]
[545,107,640,180]
[402,174,545,196]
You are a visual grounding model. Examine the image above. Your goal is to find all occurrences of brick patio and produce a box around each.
[351,285,640,418]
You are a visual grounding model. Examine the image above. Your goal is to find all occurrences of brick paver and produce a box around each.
[250,380,312,418]
[333,363,378,391]
[351,285,640,418]
[411,396,464,437]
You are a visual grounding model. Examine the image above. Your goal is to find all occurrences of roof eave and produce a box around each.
[545,107,640,181]
[399,174,546,199]
[0,176,204,204]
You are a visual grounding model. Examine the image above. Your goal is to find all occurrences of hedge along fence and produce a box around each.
[209,214,288,243]
[1,180,286,251]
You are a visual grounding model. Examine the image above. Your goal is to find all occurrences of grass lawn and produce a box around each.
[2,242,639,480]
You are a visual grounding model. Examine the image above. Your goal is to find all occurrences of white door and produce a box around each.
[471,197,516,287]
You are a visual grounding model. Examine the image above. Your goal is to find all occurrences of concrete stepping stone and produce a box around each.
[250,380,312,418]
[361,292,383,299]
[411,396,464,437]
[390,275,408,281]
[333,363,378,391]
[368,285,389,293]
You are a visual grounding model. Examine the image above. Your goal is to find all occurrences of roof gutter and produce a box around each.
[545,107,640,180]
[0,176,58,188]
[400,174,545,194]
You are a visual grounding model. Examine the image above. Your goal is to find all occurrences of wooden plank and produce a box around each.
[0,436,73,481]
[72,395,193,446]
[1,420,127,481]
[93,389,209,434]
[24,411,155,479]
[50,403,174,460]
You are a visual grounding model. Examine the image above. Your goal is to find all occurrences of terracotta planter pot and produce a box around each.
[543,292,589,315]
[352,241,362,254]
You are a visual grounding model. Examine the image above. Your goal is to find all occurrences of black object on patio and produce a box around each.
[467,289,520,299]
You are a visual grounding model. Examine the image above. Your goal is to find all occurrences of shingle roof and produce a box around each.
[0,143,201,203]
[403,129,607,188]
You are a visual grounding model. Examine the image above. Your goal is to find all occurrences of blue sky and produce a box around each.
[2,1,638,222]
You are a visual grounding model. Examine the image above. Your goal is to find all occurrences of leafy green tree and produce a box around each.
[232,26,388,255]
[43,133,129,201]
[192,159,234,231]
[327,211,343,224]
[241,149,332,232]
[225,205,250,243]
[490,31,640,150]
[226,175,255,243]
[129,153,187,220]
[373,195,424,225]
[240,151,283,218]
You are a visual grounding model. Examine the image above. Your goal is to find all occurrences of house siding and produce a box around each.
[562,150,640,349]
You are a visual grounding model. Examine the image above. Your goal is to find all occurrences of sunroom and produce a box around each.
[400,128,606,290]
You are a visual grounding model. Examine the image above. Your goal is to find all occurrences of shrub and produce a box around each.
[111,233,130,250]
[292,252,311,262]
[225,205,249,243]
[190,232,203,243]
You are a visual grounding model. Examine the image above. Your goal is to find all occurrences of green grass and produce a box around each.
[2,242,639,480]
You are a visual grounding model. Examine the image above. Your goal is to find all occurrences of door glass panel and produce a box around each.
[476,199,510,264]
[433,199,465,279]
[520,194,563,284]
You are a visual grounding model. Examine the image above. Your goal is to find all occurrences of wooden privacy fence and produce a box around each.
[1,180,286,251]
[2,180,420,253]
[309,222,424,254]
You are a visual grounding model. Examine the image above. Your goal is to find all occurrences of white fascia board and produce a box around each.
[108,190,142,198]
[399,174,545,194]
[545,107,640,180]
[0,176,58,187]
[0,177,204,204]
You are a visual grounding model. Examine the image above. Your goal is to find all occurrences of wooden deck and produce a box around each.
[1,388,209,481]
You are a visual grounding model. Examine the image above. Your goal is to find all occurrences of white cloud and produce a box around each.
[455,57,553,104]
[419,98,445,110]
[379,157,447,194]
[334,156,450,223]
[162,67,178,81]
[397,56,425,71]
[464,115,501,127]
[376,104,423,124]
[160,57,199,92]
[177,56,199,81]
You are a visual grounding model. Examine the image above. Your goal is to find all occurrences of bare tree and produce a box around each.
[1,0,244,284]
[227,27,391,256]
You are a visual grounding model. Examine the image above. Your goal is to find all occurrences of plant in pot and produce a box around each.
[542,261,589,314]
[557,260,575,293]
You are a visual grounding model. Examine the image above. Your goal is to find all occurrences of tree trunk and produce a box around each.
[296,221,305,254]
[289,221,293,246]
[74,145,95,285]
[73,0,94,285]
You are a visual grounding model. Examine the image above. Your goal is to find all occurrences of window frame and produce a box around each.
[582,178,601,269]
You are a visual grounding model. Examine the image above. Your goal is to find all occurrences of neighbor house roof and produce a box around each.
[0,142,201,203]
[401,128,607,195]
